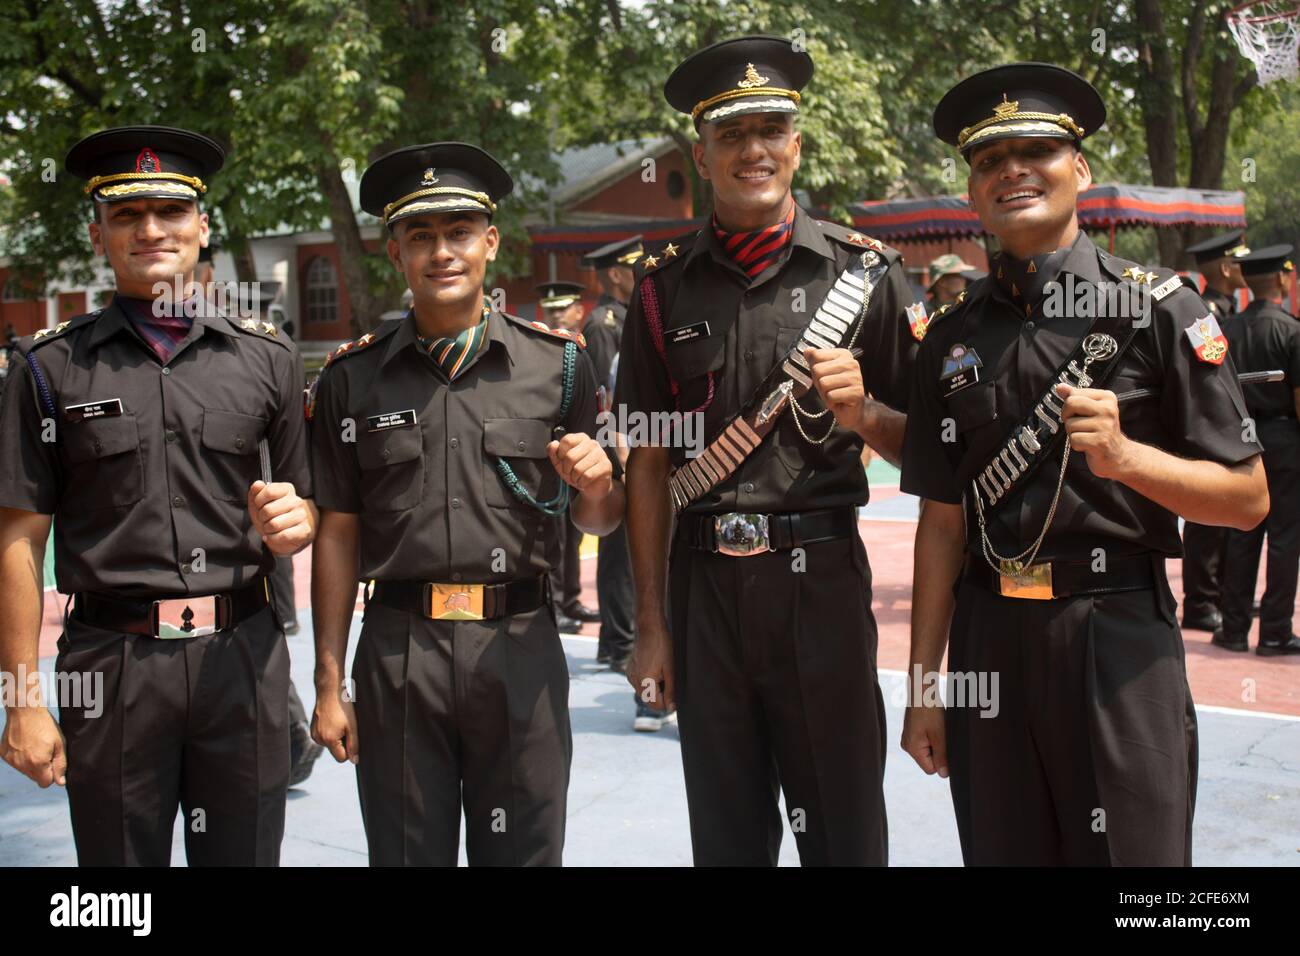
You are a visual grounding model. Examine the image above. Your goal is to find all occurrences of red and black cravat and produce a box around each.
[714,202,796,279]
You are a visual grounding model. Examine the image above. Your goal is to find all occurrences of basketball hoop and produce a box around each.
[1227,1,1300,84]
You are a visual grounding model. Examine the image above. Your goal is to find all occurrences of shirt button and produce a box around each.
[172,495,185,508]
[381,448,391,460]
[165,429,178,443]
[234,437,245,450]
[92,439,102,453]
[449,437,460,449]
[744,349,755,361]
[517,440,526,452]
[743,482,755,494]
[180,563,192,574]
[162,367,171,376]
[451,497,462,509]
[1025,321,1036,330]
[452,572,463,582]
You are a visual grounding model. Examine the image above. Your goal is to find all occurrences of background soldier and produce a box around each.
[926,253,983,308]
[0,126,315,865]
[309,143,624,866]
[619,36,919,865]
[902,65,1268,865]
[1218,245,1300,655]
[1180,229,1252,631]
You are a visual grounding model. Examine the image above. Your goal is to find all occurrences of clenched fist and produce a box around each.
[247,480,315,555]
[806,347,867,432]
[547,433,614,500]
[1056,383,1132,480]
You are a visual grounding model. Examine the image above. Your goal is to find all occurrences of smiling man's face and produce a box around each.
[693,112,800,231]
[387,211,498,314]
[89,198,208,300]
[967,137,1091,257]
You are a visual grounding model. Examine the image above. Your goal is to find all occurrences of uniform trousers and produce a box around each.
[1182,523,1226,619]
[668,531,888,866]
[56,604,289,866]
[549,514,584,613]
[352,601,571,866]
[596,522,635,663]
[946,561,1197,866]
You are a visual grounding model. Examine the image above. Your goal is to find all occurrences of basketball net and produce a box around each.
[1227,1,1300,84]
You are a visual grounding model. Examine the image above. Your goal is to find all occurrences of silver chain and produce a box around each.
[974,438,1071,573]
[792,251,871,447]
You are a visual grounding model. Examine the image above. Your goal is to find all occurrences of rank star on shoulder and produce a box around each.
[241,318,258,331]
[663,242,679,259]
[643,254,659,269]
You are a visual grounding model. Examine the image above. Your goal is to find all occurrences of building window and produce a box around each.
[666,169,686,199]
[3,277,31,302]
[305,256,339,324]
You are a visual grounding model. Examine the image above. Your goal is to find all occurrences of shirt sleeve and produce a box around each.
[267,344,313,496]
[859,256,919,412]
[308,365,363,513]
[614,275,674,421]
[0,351,60,514]
[1284,319,1300,387]
[1155,288,1261,465]
[900,333,964,504]
[563,346,600,441]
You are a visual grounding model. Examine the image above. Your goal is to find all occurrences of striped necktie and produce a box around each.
[116,294,195,363]
[418,311,489,381]
[714,202,796,279]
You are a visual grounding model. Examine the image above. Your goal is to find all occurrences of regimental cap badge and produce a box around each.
[737,62,769,89]
[993,94,1019,119]
[421,167,438,185]
[136,148,161,173]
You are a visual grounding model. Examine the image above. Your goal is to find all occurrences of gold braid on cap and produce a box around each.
[958,96,1084,148]
[691,87,800,122]
[383,186,496,223]
[84,171,207,195]
[616,248,644,265]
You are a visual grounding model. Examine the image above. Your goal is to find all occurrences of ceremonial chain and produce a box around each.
[495,340,576,516]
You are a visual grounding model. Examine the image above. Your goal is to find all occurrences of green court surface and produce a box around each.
[866,458,901,485]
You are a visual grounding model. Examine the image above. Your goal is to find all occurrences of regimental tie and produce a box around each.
[714,201,796,279]
[116,293,196,363]
[993,241,1076,317]
[417,301,491,381]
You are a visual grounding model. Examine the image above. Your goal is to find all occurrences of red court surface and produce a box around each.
[37,484,1298,716]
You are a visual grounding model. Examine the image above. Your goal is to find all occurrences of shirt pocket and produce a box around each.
[946,379,998,435]
[201,409,269,502]
[355,423,424,513]
[61,414,145,510]
[482,418,561,510]
[664,330,725,412]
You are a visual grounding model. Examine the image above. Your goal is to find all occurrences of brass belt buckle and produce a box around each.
[714,513,771,557]
[425,583,486,620]
[997,560,1054,600]
[151,596,226,638]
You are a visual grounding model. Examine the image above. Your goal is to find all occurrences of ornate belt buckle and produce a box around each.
[426,583,486,620]
[996,560,1054,600]
[714,513,771,557]
[151,596,224,638]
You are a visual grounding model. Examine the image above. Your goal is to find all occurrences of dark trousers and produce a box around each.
[1221,422,1300,643]
[56,605,290,866]
[1182,523,1226,617]
[269,555,297,626]
[549,514,583,612]
[352,601,572,866]
[946,565,1197,866]
[596,522,635,662]
[668,532,888,866]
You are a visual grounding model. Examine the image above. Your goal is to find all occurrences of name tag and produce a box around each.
[367,409,417,432]
[64,399,123,423]
[943,366,980,396]
[667,321,710,345]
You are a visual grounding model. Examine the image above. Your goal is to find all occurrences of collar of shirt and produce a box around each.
[683,201,834,282]
[380,305,514,370]
[982,231,1102,317]
[87,294,239,352]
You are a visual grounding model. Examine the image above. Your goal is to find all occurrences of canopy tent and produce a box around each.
[845,184,1248,251]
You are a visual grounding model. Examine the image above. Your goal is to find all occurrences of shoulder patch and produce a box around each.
[23,311,99,351]
[905,301,929,341]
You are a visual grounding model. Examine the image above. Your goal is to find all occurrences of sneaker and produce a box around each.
[634,699,666,732]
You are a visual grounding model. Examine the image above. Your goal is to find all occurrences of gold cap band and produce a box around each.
[85,171,207,196]
[691,86,800,122]
[383,185,496,224]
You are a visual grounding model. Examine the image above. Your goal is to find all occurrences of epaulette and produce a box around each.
[304,321,399,421]
[1097,252,1185,303]
[230,314,294,348]
[817,219,893,256]
[924,288,971,331]
[637,230,696,277]
[503,312,587,349]
[22,311,100,351]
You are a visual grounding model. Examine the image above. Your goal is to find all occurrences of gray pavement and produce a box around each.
[1,617,1297,866]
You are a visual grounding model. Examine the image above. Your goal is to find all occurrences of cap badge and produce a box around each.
[135,148,161,173]
[421,167,439,185]
[737,63,769,89]
[993,94,1019,119]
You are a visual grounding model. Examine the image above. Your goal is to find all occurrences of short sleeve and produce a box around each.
[308,366,363,513]
[1284,321,1300,386]
[0,352,60,514]
[614,276,674,420]
[859,257,920,412]
[900,333,964,504]
[563,346,600,441]
[267,345,313,496]
[1156,289,1261,465]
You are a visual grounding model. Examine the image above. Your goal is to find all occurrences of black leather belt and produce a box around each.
[683,507,858,556]
[371,576,547,621]
[963,553,1157,600]
[73,579,270,638]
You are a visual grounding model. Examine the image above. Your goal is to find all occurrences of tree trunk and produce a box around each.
[1133,0,1183,266]
[317,158,381,336]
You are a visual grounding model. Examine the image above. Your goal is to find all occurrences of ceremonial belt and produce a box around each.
[968,307,1142,520]
[667,250,890,514]
[73,579,270,639]
[371,576,547,622]
[682,507,857,555]
[962,552,1158,600]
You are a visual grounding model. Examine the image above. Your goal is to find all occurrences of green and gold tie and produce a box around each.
[418,305,490,380]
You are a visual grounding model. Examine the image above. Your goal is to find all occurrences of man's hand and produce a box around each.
[311,687,359,765]
[901,704,948,779]
[548,433,613,500]
[247,481,314,555]
[626,616,675,713]
[1057,383,1133,480]
[1,708,67,787]
[806,347,869,432]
